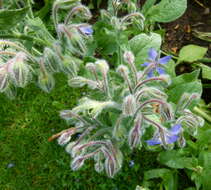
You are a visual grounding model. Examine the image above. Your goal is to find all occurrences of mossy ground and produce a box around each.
[0,74,160,190]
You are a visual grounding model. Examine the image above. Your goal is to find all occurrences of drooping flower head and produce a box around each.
[142,48,171,77]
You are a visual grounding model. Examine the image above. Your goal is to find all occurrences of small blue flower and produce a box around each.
[146,124,182,146]
[129,160,135,167]
[7,163,15,168]
[78,25,93,35]
[142,48,171,77]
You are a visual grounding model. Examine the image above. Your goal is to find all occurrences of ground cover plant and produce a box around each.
[0,0,211,190]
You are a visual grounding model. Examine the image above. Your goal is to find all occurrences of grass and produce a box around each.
[0,74,161,190]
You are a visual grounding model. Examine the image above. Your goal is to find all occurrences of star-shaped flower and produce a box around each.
[78,25,93,35]
[142,48,171,77]
[146,124,182,146]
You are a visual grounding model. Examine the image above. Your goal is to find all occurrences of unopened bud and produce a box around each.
[122,94,136,116]
[38,72,55,93]
[123,51,135,65]
[71,156,85,171]
[95,60,109,76]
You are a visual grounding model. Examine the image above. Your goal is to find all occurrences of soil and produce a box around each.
[161,0,211,103]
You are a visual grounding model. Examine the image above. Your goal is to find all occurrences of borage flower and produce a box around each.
[146,124,182,146]
[78,25,93,36]
[142,48,171,77]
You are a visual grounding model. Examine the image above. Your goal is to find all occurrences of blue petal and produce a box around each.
[147,70,154,78]
[146,139,161,146]
[170,124,182,135]
[156,67,165,75]
[142,62,151,67]
[166,135,179,144]
[158,56,171,65]
[79,26,93,35]
[148,48,158,61]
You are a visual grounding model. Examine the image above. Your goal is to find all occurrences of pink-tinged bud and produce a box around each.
[7,52,32,88]
[57,128,76,146]
[128,115,143,149]
[105,157,116,178]
[122,94,136,116]
[71,156,85,171]
[0,66,9,92]
[123,51,135,65]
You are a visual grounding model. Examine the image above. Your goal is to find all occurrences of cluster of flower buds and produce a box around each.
[0,40,35,97]
[51,48,204,178]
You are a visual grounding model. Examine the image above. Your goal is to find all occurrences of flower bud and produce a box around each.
[38,72,55,93]
[122,94,136,116]
[116,65,129,76]
[43,47,61,73]
[128,115,143,149]
[57,128,76,146]
[71,156,85,171]
[123,51,135,65]
[0,66,9,92]
[8,52,32,88]
[95,60,109,76]
[95,161,104,173]
[68,76,98,89]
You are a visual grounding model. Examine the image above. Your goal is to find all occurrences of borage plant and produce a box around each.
[51,49,204,178]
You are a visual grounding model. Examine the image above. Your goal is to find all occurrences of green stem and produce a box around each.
[193,106,211,123]
[0,34,51,47]
[27,0,34,18]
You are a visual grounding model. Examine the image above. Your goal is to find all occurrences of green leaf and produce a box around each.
[129,32,161,64]
[168,81,202,104]
[26,17,55,44]
[179,45,208,63]
[142,0,157,14]
[144,168,177,190]
[199,64,211,80]
[0,7,29,30]
[147,0,187,23]
[158,150,198,169]
[170,70,200,88]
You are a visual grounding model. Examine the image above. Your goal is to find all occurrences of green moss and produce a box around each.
[0,74,159,190]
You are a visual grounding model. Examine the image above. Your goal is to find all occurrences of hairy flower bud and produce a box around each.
[95,60,109,76]
[0,66,9,92]
[8,52,32,88]
[57,128,76,146]
[68,76,98,89]
[122,94,136,116]
[71,156,85,171]
[43,47,61,73]
[128,114,143,149]
[38,72,55,93]
[123,51,135,65]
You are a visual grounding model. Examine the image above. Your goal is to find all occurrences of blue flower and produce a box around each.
[142,48,171,77]
[146,124,182,146]
[78,25,93,35]
[129,160,135,167]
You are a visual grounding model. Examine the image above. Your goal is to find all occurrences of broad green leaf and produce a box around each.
[158,150,198,169]
[129,32,161,64]
[27,17,55,44]
[142,0,157,14]
[147,0,187,23]
[144,168,172,180]
[199,64,211,80]
[170,70,200,88]
[179,45,208,63]
[168,81,202,104]
[144,168,177,190]
[0,7,29,30]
